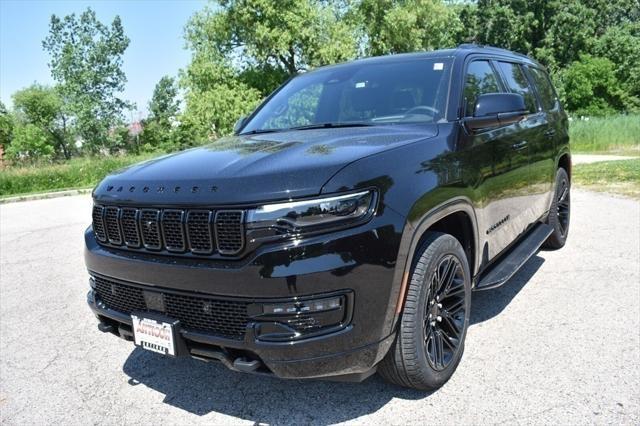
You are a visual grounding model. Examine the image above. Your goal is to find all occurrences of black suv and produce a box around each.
[86,45,570,390]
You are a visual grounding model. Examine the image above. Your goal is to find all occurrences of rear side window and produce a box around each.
[463,60,501,116]
[496,62,537,113]
[528,67,558,111]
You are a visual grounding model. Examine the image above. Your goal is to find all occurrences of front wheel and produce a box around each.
[543,167,570,249]
[378,232,471,390]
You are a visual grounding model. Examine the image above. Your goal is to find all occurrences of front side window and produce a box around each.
[463,60,501,116]
[241,58,453,134]
[527,67,558,111]
[496,62,538,113]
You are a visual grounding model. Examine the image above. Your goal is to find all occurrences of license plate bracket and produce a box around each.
[131,313,185,357]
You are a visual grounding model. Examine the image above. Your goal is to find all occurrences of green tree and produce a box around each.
[180,54,261,141]
[0,101,13,151]
[558,55,627,116]
[594,22,640,108]
[148,76,180,124]
[359,0,461,55]
[11,84,73,159]
[186,0,360,77]
[140,76,182,152]
[42,8,131,153]
[6,123,55,161]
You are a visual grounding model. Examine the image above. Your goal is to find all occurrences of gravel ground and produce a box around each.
[1,190,638,425]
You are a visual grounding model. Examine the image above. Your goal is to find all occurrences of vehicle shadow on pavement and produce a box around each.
[123,350,427,423]
[470,255,545,325]
[121,255,544,424]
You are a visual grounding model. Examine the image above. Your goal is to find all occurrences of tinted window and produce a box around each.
[463,60,501,116]
[497,62,537,113]
[242,58,453,133]
[263,84,322,129]
[528,67,558,111]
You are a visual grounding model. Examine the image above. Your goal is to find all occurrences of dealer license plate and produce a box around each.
[131,315,176,356]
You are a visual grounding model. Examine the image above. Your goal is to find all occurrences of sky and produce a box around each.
[0,0,207,118]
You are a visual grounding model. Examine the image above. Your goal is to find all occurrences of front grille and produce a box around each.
[186,210,213,254]
[92,205,245,257]
[104,207,122,244]
[162,210,186,252]
[215,211,245,254]
[140,209,161,250]
[92,205,107,242]
[121,208,140,247]
[93,276,249,339]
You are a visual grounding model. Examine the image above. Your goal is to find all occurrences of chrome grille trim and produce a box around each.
[92,204,245,257]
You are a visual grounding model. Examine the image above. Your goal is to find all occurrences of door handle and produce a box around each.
[512,141,528,150]
[544,129,556,138]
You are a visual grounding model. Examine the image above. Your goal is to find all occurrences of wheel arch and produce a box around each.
[389,197,479,331]
[558,152,571,180]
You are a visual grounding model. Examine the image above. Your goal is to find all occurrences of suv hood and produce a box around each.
[94,125,437,205]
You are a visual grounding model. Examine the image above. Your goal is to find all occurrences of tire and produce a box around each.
[543,167,570,250]
[378,232,471,390]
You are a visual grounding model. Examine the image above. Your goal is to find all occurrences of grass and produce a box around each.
[569,114,640,155]
[573,158,640,198]
[0,154,156,198]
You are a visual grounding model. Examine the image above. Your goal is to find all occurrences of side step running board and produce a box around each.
[475,223,553,291]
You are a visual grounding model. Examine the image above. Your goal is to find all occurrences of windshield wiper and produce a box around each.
[288,122,376,131]
[240,128,283,135]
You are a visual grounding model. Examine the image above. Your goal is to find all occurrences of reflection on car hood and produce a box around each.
[94,125,438,205]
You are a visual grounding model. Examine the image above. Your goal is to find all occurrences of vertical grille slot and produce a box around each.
[186,210,214,254]
[215,210,245,255]
[162,210,186,252]
[104,206,122,245]
[139,209,162,250]
[121,208,140,247]
[92,205,107,242]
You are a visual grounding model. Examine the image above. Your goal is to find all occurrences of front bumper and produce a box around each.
[84,207,406,380]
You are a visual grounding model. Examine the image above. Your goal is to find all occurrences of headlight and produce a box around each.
[246,190,375,233]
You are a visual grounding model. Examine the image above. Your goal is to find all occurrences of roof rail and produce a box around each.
[457,43,482,49]
[456,43,532,60]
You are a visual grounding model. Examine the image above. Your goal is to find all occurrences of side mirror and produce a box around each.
[233,116,248,134]
[464,93,527,131]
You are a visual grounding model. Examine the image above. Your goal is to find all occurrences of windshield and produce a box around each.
[241,57,453,134]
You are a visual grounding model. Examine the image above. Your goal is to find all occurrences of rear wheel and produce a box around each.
[543,167,570,249]
[379,232,471,390]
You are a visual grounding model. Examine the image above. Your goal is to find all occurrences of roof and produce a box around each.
[308,44,541,74]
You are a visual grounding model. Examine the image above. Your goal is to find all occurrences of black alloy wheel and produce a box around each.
[379,232,471,390]
[423,255,466,371]
[543,167,571,249]
[556,176,570,237]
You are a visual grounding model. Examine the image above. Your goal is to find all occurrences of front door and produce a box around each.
[460,59,532,264]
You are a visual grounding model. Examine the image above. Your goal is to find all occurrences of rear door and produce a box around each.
[494,60,547,230]
[525,66,563,219]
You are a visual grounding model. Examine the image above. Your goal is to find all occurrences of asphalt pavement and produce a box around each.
[1,190,638,425]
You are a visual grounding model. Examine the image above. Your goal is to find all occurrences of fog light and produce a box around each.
[262,296,343,316]
[254,294,350,342]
